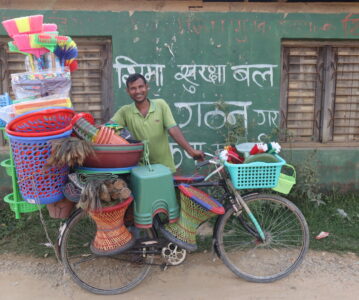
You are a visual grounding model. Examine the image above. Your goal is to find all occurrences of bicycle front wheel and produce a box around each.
[215,193,309,283]
[60,209,154,295]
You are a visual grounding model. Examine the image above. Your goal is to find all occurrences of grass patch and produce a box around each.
[0,200,63,257]
[289,192,359,254]
[0,191,358,257]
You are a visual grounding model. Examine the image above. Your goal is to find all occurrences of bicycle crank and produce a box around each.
[161,242,187,266]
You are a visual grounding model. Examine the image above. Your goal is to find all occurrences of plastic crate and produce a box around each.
[0,93,11,127]
[224,155,285,190]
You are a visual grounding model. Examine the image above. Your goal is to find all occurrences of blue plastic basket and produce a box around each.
[7,130,72,204]
[224,155,285,190]
[0,93,11,127]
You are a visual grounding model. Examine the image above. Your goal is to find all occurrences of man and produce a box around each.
[110,73,204,172]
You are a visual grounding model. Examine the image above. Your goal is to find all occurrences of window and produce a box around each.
[280,41,359,146]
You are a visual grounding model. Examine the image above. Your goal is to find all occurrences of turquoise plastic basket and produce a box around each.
[224,155,285,190]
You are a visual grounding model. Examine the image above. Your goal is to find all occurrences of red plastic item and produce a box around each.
[315,231,329,240]
[6,108,75,137]
[71,112,95,126]
[224,146,244,163]
[94,126,129,145]
[83,143,144,168]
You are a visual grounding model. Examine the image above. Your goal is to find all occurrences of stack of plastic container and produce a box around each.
[0,93,44,219]
[0,14,78,219]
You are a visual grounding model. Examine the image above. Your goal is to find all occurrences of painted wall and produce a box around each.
[0,9,358,191]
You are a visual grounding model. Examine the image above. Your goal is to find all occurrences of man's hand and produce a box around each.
[190,149,205,161]
[168,126,205,161]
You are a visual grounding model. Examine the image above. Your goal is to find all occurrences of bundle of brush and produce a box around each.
[77,178,132,211]
[46,136,95,168]
[54,37,78,71]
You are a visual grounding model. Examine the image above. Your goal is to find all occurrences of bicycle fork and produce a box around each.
[225,178,266,241]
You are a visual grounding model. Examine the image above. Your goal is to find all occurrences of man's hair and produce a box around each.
[126,73,147,87]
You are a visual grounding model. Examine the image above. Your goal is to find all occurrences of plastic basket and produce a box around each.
[272,164,296,195]
[7,130,72,204]
[224,154,285,189]
[6,107,75,137]
[0,158,13,176]
[4,193,44,214]
[0,93,11,127]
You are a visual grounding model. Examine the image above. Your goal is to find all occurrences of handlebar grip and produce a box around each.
[195,160,210,169]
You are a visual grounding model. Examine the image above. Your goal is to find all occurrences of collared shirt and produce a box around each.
[111,99,177,172]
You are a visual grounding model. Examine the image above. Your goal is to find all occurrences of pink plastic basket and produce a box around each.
[6,107,75,137]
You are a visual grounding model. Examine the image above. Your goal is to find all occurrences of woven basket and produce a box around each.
[160,184,224,251]
[89,196,135,255]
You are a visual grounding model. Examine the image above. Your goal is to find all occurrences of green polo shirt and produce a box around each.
[111,99,177,172]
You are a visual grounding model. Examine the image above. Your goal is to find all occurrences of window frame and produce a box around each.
[280,40,359,148]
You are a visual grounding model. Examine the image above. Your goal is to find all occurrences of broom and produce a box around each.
[45,137,95,168]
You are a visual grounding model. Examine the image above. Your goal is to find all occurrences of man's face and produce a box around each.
[126,78,149,104]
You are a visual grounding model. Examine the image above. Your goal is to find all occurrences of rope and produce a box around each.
[142,140,153,171]
[31,176,61,263]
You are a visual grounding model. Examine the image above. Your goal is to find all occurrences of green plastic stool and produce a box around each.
[130,164,179,228]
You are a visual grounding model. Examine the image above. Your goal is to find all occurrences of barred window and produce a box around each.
[280,41,359,146]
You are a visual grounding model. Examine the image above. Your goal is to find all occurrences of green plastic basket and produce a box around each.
[224,154,285,190]
[1,158,13,177]
[4,193,44,215]
[272,164,296,195]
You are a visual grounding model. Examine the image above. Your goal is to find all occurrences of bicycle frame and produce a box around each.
[193,155,266,241]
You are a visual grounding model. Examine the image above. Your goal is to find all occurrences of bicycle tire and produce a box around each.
[215,193,309,283]
[60,209,154,295]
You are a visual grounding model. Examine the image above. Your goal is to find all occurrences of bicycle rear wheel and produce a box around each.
[60,209,154,295]
[215,193,309,283]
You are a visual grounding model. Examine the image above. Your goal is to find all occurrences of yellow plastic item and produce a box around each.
[15,17,31,33]
[14,97,72,115]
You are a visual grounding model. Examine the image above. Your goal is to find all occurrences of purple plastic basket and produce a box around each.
[7,130,72,204]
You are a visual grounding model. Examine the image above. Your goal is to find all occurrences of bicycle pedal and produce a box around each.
[161,263,169,271]
[140,239,159,245]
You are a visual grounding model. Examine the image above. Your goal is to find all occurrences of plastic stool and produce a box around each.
[130,164,179,228]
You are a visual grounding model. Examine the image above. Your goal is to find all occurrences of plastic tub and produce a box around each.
[83,143,144,168]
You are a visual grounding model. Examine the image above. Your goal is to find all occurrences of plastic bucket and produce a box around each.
[272,164,296,195]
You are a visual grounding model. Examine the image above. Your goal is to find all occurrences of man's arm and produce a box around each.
[168,126,204,160]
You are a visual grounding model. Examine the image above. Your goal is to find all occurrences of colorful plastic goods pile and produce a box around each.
[2,14,78,72]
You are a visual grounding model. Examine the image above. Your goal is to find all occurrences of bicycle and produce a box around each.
[58,152,309,295]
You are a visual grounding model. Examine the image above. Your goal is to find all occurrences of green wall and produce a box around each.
[0,9,358,190]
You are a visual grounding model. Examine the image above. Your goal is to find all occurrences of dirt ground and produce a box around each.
[0,250,358,300]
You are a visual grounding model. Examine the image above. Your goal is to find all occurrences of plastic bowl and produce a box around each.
[83,142,144,168]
